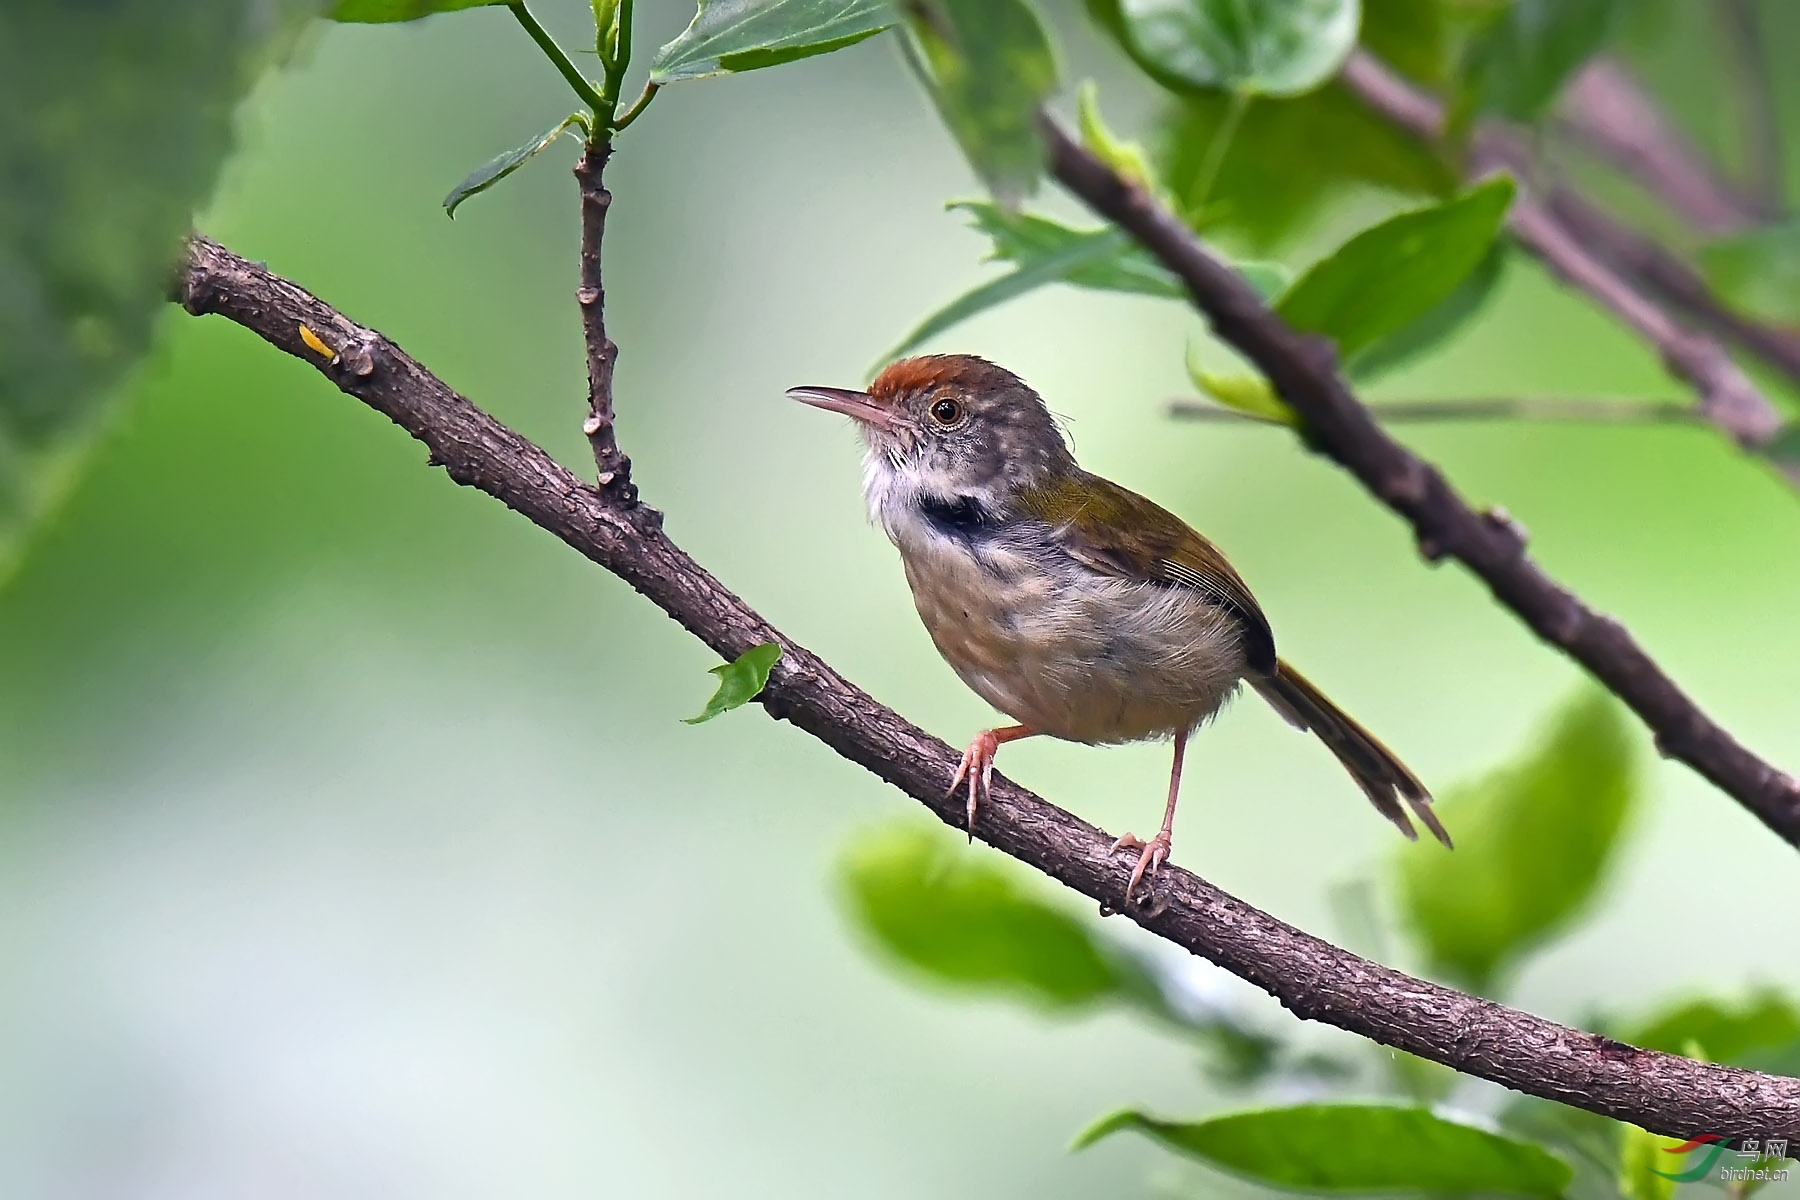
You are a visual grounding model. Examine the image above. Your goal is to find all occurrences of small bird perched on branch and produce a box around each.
[788,355,1449,899]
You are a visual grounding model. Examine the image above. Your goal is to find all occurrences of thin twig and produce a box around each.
[1556,58,1766,234]
[575,142,633,499]
[1169,397,1701,425]
[1339,49,1789,457]
[173,233,1800,1141]
[1713,0,1784,215]
[1038,115,1800,851]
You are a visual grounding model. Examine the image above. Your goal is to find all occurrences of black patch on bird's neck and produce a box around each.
[917,492,989,539]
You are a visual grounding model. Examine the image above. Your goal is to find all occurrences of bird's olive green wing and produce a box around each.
[1020,472,1276,672]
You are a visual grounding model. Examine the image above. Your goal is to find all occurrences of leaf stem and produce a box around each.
[1188,89,1252,216]
[508,1,607,118]
[612,82,659,132]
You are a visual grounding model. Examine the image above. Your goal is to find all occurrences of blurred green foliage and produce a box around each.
[0,0,318,581]
[1395,691,1636,992]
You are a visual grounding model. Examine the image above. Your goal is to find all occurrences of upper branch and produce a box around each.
[1037,117,1800,852]
[174,233,1800,1141]
[1338,50,1789,457]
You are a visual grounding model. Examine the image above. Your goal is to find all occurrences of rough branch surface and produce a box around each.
[176,233,1800,1141]
[1040,118,1800,852]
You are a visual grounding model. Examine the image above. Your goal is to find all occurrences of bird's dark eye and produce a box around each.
[929,397,964,426]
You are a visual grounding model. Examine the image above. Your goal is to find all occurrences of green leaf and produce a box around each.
[1622,993,1800,1067]
[650,0,893,83]
[1393,689,1636,991]
[1158,85,1456,251]
[0,0,319,587]
[1697,223,1800,327]
[880,202,1288,363]
[839,823,1161,1009]
[684,642,781,724]
[901,0,1058,206]
[1347,242,1509,381]
[1074,1104,1572,1196]
[1076,80,1163,199]
[329,0,504,19]
[1616,1123,1681,1200]
[1112,0,1360,97]
[1452,0,1620,128]
[444,114,585,217]
[1185,353,1296,426]
[1276,176,1515,362]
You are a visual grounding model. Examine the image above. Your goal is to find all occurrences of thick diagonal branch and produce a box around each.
[1039,119,1800,852]
[1339,50,1788,457]
[174,233,1800,1141]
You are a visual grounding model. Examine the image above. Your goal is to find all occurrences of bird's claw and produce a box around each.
[1110,830,1173,903]
[948,730,1002,840]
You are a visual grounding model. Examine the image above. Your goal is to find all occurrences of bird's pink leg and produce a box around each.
[948,724,1035,838]
[1113,726,1191,902]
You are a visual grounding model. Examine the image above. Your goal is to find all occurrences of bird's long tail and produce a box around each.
[1249,659,1451,848]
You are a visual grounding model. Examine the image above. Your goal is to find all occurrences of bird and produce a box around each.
[787,354,1449,900]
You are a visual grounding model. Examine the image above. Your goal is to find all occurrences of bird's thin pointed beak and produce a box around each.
[785,385,895,429]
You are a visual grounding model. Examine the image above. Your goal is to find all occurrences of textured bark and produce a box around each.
[175,233,1800,1141]
[574,140,634,501]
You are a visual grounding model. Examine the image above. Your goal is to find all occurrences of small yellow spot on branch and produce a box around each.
[298,323,338,363]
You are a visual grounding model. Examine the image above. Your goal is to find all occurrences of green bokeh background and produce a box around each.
[2,3,1798,1194]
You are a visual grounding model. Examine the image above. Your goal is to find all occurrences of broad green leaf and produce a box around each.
[1394,690,1636,991]
[880,203,1288,363]
[901,0,1057,206]
[684,642,781,724]
[1697,223,1800,327]
[1158,85,1456,251]
[330,0,504,19]
[0,0,318,587]
[1623,993,1800,1067]
[444,114,585,217]
[1617,1124,1682,1200]
[1075,1104,1572,1196]
[840,823,1348,1085]
[1452,0,1620,128]
[650,0,893,83]
[1114,0,1359,97]
[1347,242,1509,381]
[839,823,1158,1009]
[1277,177,1514,362]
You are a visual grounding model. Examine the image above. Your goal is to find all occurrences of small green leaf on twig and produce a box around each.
[651,0,893,83]
[684,642,781,724]
[444,114,586,217]
[1074,1104,1572,1196]
[330,0,506,21]
[1075,80,1162,198]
